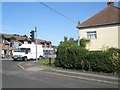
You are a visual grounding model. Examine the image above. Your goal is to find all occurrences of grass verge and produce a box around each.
[36,59,55,67]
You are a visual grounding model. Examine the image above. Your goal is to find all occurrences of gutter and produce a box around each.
[77,22,120,29]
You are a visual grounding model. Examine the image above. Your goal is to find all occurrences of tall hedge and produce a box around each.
[84,51,114,73]
[55,38,120,74]
[55,39,87,69]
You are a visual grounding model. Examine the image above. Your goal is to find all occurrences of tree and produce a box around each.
[64,36,68,42]
[12,34,20,36]
[22,35,28,38]
[12,34,28,38]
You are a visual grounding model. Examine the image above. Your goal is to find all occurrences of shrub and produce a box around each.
[55,37,120,74]
[80,38,90,48]
[84,51,115,73]
[55,38,88,69]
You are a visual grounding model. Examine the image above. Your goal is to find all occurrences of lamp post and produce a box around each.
[34,26,38,62]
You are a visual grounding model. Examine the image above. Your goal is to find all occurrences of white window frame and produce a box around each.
[87,31,97,39]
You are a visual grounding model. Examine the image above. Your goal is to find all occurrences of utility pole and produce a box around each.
[34,26,38,62]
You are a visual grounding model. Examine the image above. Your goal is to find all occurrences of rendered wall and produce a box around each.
[79,25,119,51]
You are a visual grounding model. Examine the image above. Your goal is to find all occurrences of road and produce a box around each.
[2,60,119,88]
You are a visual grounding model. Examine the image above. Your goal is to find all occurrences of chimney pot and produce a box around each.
[107,0,114,6]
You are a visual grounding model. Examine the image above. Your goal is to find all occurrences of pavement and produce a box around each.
[19,60,120,85]
[0,58,13,60]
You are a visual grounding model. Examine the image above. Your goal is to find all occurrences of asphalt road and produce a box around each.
[2,60,119,88]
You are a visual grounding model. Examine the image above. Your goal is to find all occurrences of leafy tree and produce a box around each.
[12,34,28,38]
[22,35,28,38]
[12,34,20,36]
[64,36,68,42]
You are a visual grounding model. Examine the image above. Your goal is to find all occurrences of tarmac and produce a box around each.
[18,60,120,85]
[1,58,119,86]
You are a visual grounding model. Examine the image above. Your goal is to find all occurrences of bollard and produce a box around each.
[49,57,51,65]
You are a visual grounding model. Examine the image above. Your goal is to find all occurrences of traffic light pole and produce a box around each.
[35,26,38,62]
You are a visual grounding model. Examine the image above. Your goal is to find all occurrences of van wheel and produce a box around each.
[24,57,28,61]
[13,59,17,61]
[38,56,41,60]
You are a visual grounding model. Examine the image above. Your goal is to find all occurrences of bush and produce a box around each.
[55,39,88,69]
[84,51,115,73]
[55,38,120,74]
[80,38,90,48]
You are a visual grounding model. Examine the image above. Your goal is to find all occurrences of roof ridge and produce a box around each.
[81,6,112,24]
[77,5,119,28]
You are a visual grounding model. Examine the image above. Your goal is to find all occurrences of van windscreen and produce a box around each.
[15,48,30,52]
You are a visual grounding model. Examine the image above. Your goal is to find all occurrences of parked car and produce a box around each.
[42,53,56,59]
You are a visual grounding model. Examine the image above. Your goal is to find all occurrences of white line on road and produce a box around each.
[18,62,25,70]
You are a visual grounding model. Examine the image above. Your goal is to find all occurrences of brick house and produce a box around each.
[0,33,54,58]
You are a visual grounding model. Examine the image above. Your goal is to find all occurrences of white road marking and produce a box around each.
[18,62,25,70]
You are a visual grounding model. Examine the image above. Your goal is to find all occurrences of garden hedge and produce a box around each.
[55,39,120,74]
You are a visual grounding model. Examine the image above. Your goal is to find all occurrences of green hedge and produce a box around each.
[55,46,88,69]
[84,51,114,73]
[55,39,120,73]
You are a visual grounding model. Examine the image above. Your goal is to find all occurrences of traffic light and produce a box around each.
[30,30,35,41]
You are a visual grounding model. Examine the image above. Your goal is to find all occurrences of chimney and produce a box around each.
[107,0,114,6]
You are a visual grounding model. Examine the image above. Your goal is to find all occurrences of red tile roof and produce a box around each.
[0,33,51,43]
[14,35,28,41]
[1,34,13,39]
[77,5,120,28]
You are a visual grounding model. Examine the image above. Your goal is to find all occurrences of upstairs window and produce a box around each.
[87,31,97,39]
[0,39,2,43]
[10,40,14,44]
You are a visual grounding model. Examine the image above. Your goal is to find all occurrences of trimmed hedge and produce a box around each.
[55,39,120,73]
[84,51,114,73]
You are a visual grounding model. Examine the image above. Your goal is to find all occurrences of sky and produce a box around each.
[1,1,119,46]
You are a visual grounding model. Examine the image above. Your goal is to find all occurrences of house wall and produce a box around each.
[79,25,119,51]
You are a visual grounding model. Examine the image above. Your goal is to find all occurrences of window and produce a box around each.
[24,41,28,44]
[0,39,2,43]
[87,31,97,39]
[14,48,30,52]
[10,40,14,44]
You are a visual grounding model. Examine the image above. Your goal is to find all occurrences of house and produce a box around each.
[0,33,55,58]
[77,0,120,51]
[37,39,54,55]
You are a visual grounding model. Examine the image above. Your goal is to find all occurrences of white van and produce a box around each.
[12,44,43,61]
